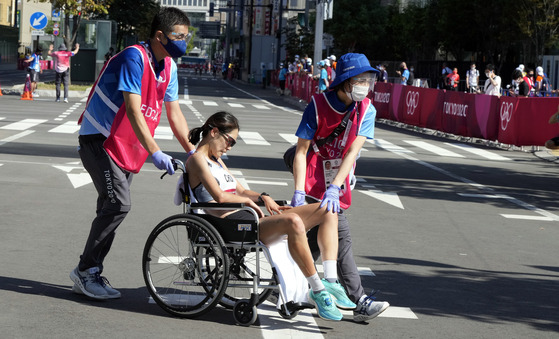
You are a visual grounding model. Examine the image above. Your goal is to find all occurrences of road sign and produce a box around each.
[30,12,48,30]
[52,10,61,21]
[31,30,45,36]
[53,29,59,36]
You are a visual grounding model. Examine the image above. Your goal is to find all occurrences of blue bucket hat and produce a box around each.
[329,53,379,88]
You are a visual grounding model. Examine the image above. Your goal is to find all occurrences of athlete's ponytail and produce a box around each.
[188,111,239,145]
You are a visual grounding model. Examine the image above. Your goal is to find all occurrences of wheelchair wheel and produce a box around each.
[142,214,229,318]
[233,299,258,326]
[219,246,277,309]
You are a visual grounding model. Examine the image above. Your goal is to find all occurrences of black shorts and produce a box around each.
[225,210,255,221]
[28,69,39,82]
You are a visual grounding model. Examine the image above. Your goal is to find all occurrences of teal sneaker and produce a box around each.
[308,290,343,321]
[322,279,357,310]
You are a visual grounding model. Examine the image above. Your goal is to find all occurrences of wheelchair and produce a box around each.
[142,159,312,325]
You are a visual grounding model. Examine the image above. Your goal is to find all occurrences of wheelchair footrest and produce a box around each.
[284,301,315,311]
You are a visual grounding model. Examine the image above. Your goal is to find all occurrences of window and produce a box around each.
[193,0,198,6]
[204,0,207,6]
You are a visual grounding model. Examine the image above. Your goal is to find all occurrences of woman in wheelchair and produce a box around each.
[185,111,354,321]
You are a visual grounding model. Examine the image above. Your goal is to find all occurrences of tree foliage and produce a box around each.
[321,0,559,68]
[34,0,109,51]
[104,0,160,49]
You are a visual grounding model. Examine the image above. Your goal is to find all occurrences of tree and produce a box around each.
[34,1,109,52]
[518,0,559,65]
[103,0,160,49]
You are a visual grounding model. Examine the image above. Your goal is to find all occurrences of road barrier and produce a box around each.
[271,71,559,146]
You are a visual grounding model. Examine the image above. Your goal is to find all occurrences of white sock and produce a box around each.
[306,272,325,292]
[323,260,337,283]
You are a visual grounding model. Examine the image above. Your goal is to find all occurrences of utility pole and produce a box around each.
[313,0,324,77]
[275,0,284,69]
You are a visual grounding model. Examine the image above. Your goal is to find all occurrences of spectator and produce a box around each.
[466,62,480,93]
[325,59,333,81]
[484,64,501,97]
[305,58,313,75]
[104,47,115,64]
[395,62,409,85]
[23,47,43,96]
[48,42,80,103]
[378,63,388,83]
[446,68,460,91]
[440,62,452,89]
[524,68,535,96]
[535,66,551,96]
[509,69,530,97]
[407,65,415,86]
[317,60,329,93]
[278,62,288,95]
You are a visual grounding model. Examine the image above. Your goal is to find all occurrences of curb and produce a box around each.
[1,86,91,98]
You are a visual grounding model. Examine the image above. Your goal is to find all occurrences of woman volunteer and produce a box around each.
[291,53,390,322]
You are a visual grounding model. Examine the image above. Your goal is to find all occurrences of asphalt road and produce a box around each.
[1,70,558,338]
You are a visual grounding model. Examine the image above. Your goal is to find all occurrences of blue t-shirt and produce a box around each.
[279,68,287,81]
[80,44,178,135]
[295,91,376,141]
[401,69,409,85]
[319,68,328,91]
[28,53,41,72]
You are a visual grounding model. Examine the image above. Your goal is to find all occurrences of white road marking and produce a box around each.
[1,119,47,130]
[253,104,271,110]
[245,180,288,186]
[0,130,35,146]
[369,139,415,154]
[500,214,555,221]
[239,131,271,145]
[279,133,298,145]
[404,140,465,158]
[445,143,511,161]
[203,101,218,106]
[228,103,245,108]
[359,189,404,209]
[48,121,80,134]
[154,126,174,140]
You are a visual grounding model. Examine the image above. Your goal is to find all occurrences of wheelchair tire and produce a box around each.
[142,214,229,318]
[233,299,258,326]
[219,246,277,309]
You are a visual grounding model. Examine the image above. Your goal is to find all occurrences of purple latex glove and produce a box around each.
[291,190,306,207]
[152,150,175,175]
[320,184,340,213]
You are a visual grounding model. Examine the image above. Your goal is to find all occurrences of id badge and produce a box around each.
[323,158,342,188]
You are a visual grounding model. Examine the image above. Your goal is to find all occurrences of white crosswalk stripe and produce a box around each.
[369,138,415,154]
[154,126,174,140]
[48,121,80,134]
[1,118,47,130]
[404,140,465,157]
[279,133,298,144]
[203,101,218,106]
[228,103,245,108]
[253,104,271,110]
[239,131,271,145]
[445,142,511,161]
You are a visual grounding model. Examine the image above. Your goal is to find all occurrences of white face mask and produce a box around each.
[346,84,369,102]
[486,72,491,77]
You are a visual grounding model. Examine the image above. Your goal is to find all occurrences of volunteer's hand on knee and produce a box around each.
[152,150,175,175]
[320,184,340,213]
[291,190,306,207]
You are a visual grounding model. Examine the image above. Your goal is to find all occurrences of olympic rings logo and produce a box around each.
[500,102,514,131]
[406,91,419,115]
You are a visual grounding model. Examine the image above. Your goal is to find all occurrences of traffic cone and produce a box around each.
[21,74,33,100]
[0,79,3,96]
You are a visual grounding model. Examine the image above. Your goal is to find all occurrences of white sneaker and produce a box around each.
[69,266,109,300]
[353,293,390,322]
[64,98,68,103]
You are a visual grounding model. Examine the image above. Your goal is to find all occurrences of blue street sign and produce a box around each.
[30,12,48,30]
[52,10,61,18]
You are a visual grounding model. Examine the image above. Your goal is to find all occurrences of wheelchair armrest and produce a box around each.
[190,203,246,208]
[256,199,288,207]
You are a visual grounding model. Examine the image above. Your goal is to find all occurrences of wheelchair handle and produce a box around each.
[160,158,186,179]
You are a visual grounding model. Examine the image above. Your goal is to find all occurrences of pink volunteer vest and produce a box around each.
[305,93,370,209]
[79,45,172,173]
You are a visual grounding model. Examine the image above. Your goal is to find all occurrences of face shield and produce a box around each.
[351,72,378,93]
